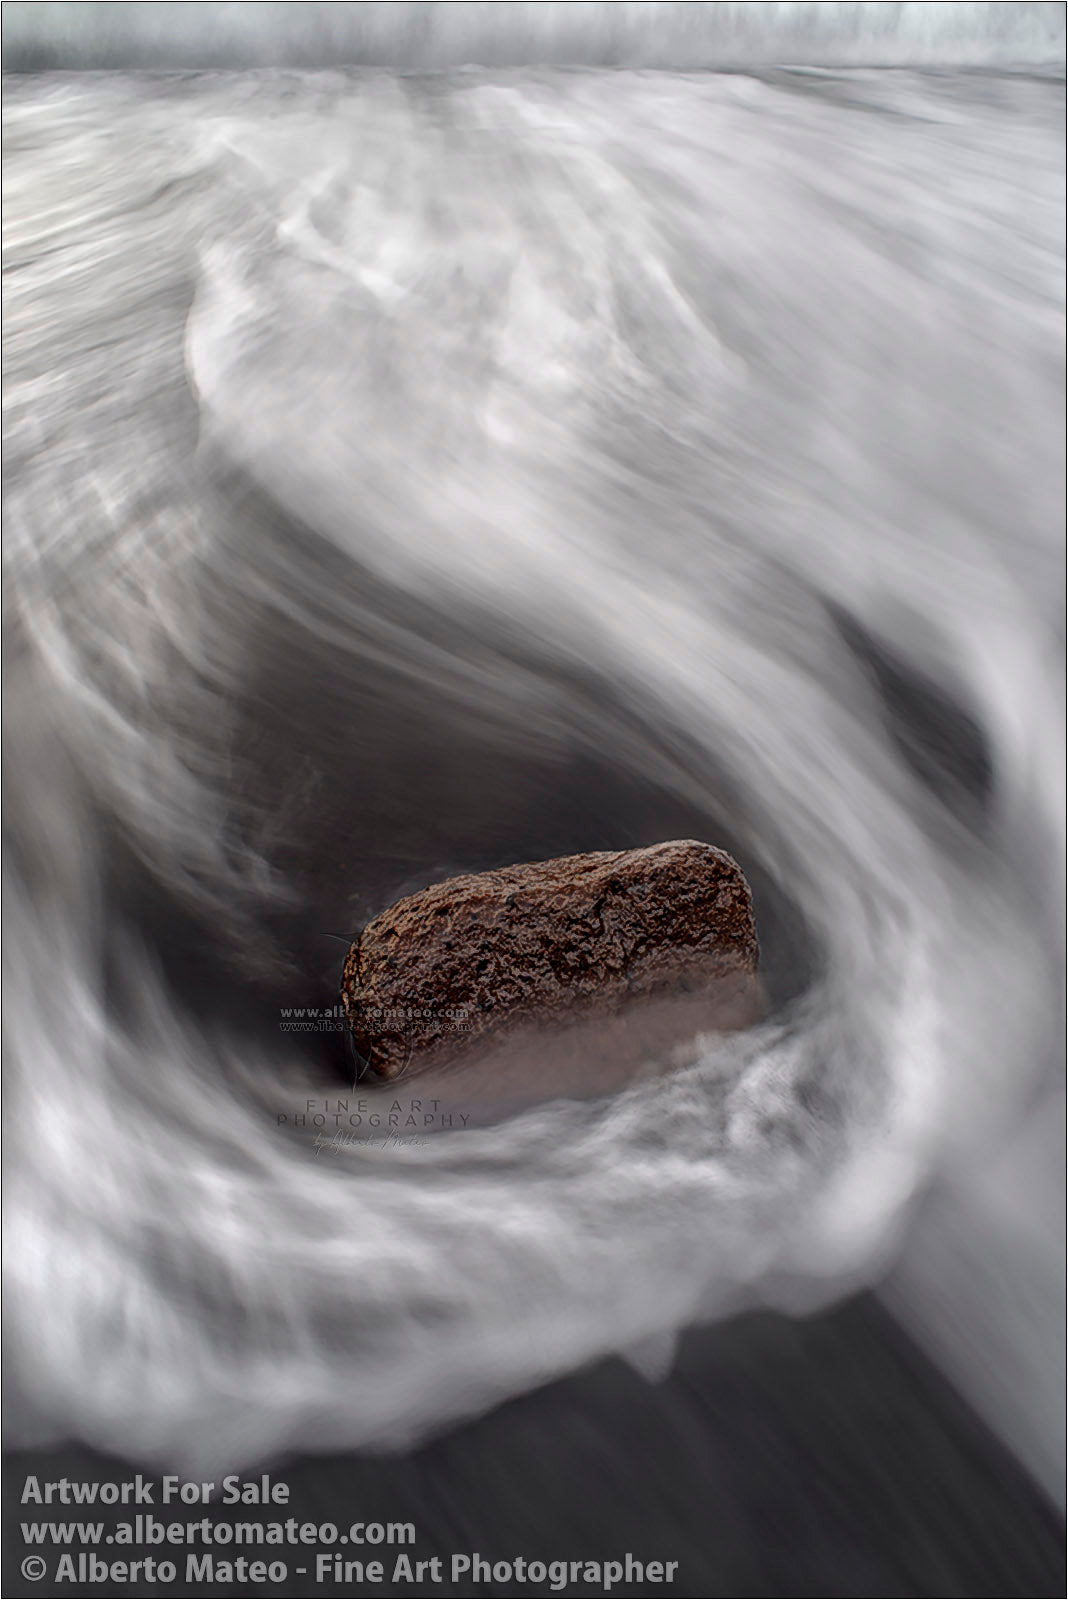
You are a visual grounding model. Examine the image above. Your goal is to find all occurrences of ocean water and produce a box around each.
[3,61,1064,1480]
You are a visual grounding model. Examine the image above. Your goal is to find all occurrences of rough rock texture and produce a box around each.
[341,840,759,1086]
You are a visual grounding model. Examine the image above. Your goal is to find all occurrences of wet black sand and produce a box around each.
[5,1295,1063,1599]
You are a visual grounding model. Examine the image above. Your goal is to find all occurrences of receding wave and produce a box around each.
[2,2,1065,73]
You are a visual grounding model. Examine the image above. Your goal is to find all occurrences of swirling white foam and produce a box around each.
[3,64,1063,1473]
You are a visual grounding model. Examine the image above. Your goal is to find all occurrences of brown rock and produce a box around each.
[341,841,760,1099]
